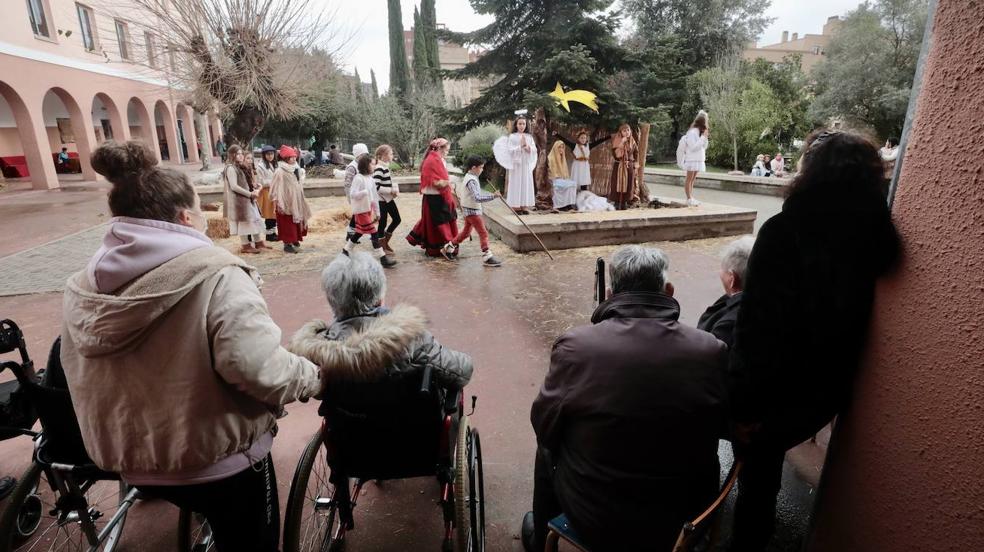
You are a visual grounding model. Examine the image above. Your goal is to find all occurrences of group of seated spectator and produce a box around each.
[522,129,899,552]
[55,128,898,552]
[750,152,786,178]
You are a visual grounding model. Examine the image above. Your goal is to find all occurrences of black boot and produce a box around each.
[379,253,398,268]
[284,244,298,254]
[520,511,535,552]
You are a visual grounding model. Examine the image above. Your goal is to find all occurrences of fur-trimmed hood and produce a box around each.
[288,304,473,389]
[289,304,429,382]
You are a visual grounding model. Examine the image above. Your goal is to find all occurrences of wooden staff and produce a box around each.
[497,195,555,260]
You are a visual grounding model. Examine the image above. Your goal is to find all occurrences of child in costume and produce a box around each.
[255,145,279,241]
[547,141,577,210]
[269,145,311,254]
[344,155,397,268]
[554,130,614,211]
[452,156,502,267]
[493,115,537,214]
[373,145,401,254]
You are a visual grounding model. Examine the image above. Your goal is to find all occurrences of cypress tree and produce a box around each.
[420,0,441,84]
[386,0,412,99]
[412,7,430,87]
[354,68,366,104]
[370,69,379,99]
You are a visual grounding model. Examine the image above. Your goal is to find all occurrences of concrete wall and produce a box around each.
[644,168,789,197]
[807,1,984,550]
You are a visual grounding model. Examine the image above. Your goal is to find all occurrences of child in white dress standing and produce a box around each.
[493,115,538,214]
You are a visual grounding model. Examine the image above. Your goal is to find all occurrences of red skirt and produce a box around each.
[276,213,308,243]
[407,195,458,256]
[353,212,377,235]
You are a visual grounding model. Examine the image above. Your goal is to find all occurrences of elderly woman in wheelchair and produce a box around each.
[285,252,485,552]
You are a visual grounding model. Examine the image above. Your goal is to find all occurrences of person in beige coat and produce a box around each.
[222,144,269,254]
[61,140,420,552]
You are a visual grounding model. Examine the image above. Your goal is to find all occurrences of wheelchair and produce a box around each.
[0,319,213,552]
[283,363,486,552]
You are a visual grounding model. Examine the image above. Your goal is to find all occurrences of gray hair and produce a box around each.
[609,245,670,294]
[720,236,755,285]
[320,253,387,318]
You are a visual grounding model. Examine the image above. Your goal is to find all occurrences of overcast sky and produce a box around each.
[328,0,868,94]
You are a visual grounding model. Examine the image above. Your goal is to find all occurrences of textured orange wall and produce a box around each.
[807,1,984,550]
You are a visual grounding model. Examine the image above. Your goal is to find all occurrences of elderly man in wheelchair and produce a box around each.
[285,252,484,552]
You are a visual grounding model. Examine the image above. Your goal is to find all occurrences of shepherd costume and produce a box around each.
[608,125,639,210]
[407,139,459,257]
[493,122,538,210]
[255,145,279,240]
[269,146,312,247]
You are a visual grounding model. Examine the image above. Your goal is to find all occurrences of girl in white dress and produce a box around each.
[678,110,709,206]
[493,115,538,214]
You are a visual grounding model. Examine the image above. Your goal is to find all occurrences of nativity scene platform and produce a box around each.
[483,197,756,253]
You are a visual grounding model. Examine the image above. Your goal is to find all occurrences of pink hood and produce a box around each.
[87,217,213,294]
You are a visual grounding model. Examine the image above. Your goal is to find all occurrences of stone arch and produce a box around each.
[43,87,97,181]
[91,93,126,143]
[0,80,57,189]
[126,97,160,161]
[153,99,180,163]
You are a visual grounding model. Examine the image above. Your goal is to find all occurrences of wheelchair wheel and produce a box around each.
[468,429,486,552]
[453,418,486,552]
[177,509,215,551]
[284,431,344,552]
[0,461,128,551]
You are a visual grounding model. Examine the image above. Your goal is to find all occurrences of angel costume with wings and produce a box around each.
[493,127,538,209]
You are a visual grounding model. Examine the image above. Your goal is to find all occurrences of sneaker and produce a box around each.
[687,197,701,207]
[483,254,502,267]
[452,244,460,258]
[441,243,456,261]
[284,244,298,254]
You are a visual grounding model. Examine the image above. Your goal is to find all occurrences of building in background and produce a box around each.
[743,16,843,72]
[0,0,222,190]
[404,24,487,108]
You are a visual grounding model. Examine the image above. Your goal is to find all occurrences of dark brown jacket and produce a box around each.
[531,292,728,550]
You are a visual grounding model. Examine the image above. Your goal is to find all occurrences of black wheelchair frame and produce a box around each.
[282,363,486,552]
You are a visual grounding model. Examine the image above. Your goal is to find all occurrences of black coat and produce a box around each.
[698,292,743,348]
[729,188,899,449]
[531,292,728,550]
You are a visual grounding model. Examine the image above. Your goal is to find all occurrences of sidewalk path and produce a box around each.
[0,224,106,296]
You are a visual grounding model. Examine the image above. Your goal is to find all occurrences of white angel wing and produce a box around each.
[493,135,514,169]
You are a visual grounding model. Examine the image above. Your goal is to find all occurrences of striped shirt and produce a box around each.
[373,163,398,202]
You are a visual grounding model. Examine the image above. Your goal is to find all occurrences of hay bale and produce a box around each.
[202,202,221,212]
[207,216,229,239]
[308,207,353,234]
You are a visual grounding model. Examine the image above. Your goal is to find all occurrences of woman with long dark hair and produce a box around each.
[679,111,709,206]
[407,138,459,259]
[728,130,900,550]
[255,145,279,242]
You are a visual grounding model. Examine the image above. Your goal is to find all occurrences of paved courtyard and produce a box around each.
[0,182,818,551]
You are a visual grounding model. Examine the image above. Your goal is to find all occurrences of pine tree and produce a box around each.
[443,0,648,130]
[370,69,379,100]
[412,7,430,87]
[420,0,441,84]
[386,0,412,99]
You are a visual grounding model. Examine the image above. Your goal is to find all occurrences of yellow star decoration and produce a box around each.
[549,83,600,113]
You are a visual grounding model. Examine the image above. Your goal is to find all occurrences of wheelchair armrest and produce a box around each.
[444,389,461,415]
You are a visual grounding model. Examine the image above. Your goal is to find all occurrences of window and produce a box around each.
[76,3,97,51]
[26,0,51,38]
[115,19,130,60]
[145,32,157,67]
[167,43,177,72]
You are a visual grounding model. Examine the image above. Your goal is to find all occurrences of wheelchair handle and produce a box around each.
[419,364,433,395]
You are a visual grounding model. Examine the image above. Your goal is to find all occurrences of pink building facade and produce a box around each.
[0,0,223,190]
